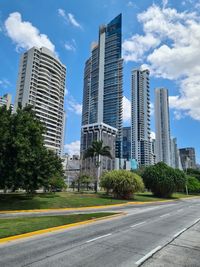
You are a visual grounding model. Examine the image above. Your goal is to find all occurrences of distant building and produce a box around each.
[150,138,156,165]
[179,147,196,170]
[81,14,123,161]
[170,138,182,169]
[0,94,13,111]
[62,154,80,186]
[155,88,171,166]
[122,127,131,160]
[14,46,66,155]
[81,122,117,176]
[131,69,151,167]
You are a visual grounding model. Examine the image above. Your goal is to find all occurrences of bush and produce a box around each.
[100,170,144,199]
[187,175,200,193]
[186,169,200,182]
[142,162,186,198]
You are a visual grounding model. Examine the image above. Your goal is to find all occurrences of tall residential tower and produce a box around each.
[14,47,66,155]
[131,69,151,166]
[155,88,171,166]
[81,14,123,162]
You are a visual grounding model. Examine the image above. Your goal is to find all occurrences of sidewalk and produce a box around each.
[142,221,200,267]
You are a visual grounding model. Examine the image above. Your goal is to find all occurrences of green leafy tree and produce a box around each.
[0,105,65,193]
[186,168,200,182]
[100,170,144,199]
[142,162,186,198]
[84,140,112,192]
[0,106,13,191]
[186,175,200,193]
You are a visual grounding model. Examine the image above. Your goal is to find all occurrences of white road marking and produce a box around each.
[173,228,186,238]
[160,213,170,218]
[135,246,161,265]
[130,221,147,228]
[86,233,112,243]
[177,209,183,212]
[194,218,200,224]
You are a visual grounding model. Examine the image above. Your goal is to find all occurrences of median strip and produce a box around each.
[0,213,123,244]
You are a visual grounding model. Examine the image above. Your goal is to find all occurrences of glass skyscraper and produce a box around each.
[81,14,123,159]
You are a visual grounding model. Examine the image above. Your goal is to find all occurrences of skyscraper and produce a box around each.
[0,94,13,111]
[122,126,131,160]
[81,14,123,160]
[131,69,151,166]
[179,147,196,170]
[14,46,66,155]
[155,88,171,166]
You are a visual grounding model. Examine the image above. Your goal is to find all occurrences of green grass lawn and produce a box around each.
[0,213,115,239]
[0,191,197,211]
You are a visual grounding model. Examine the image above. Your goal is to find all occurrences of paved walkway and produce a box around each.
[142,221,200,267]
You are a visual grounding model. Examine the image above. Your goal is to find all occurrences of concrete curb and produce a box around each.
[0,212,125,244]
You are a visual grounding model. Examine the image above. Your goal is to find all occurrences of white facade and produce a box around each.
[131,69,151,167]
[155,88,171,166]
[14,47,66,155]
[0,94,13,110]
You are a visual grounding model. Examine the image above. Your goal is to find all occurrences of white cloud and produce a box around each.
[127,1,134,7]
[64,39,76,52]
[67,99,82,115]
[58,9,82,29]
[0,79,11,88]
[150,131,156,140]
[65,140,80,155]
[4,12,55,53]
[122,4,200,121]
[123,96,131,123]
[162,0,168,8]
[150,102,154,116]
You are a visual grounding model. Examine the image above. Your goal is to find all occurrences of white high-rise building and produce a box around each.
[14,47,66,155]
[155,88,171,166]
[131,69,151,167]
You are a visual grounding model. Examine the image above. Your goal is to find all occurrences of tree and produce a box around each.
[0,106,13,191]
[186,168,200,182]
[0,105,65,193]
[84,140,112,192]
[100,170,144,199]
[186,175,200,193]
[142,162,186,198]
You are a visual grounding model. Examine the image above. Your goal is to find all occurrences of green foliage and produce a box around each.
[142,162,186,198]
[83,140,112,192]
[0,105,64,193]
[186,175,200,193]
[186,168,200,182]
[100,170,144,199]
[74,174,93,191]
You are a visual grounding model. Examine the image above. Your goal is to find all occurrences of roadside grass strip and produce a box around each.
[0,213,120,242]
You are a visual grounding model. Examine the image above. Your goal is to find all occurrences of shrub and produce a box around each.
[100,170,144,199]
[186,169,200,182]
[187,175,200,193]
[142,162,186,198]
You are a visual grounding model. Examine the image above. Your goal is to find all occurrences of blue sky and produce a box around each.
[0,0,200,163]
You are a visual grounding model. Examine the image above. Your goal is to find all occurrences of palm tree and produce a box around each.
[84,140,112,192]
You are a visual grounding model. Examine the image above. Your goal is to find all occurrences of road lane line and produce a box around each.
[86,233,112,243]
[173,228,186,238]
[135,246,161,265]
[194,218,200,224]
[177,209,183,212]
[160,213,170,218]
[130,221,146,228]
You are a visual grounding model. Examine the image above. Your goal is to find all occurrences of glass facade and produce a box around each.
[81,14,123,159]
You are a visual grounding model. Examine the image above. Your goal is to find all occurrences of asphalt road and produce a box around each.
[0,198,200,267]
